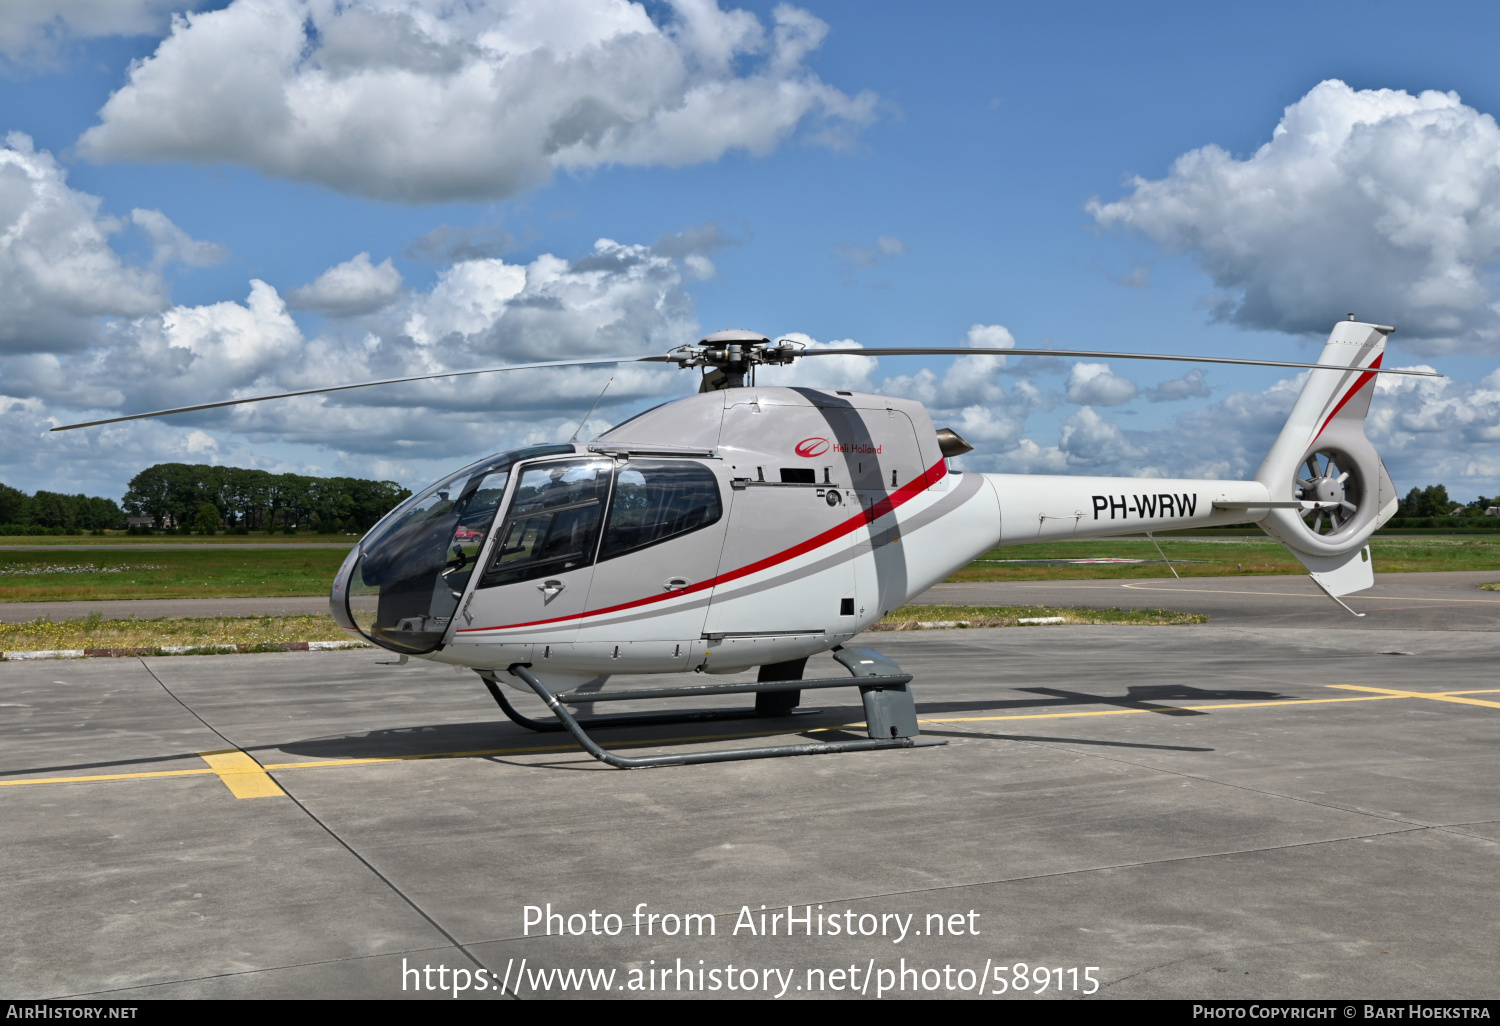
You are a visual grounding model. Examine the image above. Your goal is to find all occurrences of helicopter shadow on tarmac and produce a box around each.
[269,682,1289,763]
[271,705,872,762]
[914,730,1214,752]
[897,682,1297,719]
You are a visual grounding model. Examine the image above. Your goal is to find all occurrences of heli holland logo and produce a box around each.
[795,437,883,457]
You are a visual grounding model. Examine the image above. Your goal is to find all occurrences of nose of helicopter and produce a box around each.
[333,443,575,656]
[329,545,360,634]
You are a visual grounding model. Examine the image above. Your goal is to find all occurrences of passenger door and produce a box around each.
[462,457,612,643]
[576,458,731,671]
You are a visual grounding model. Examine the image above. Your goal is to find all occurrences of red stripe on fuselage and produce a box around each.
[1312,352,1382,444]
[457,458,950,634]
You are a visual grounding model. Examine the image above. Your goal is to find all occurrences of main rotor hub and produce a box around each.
[670,329,803,388]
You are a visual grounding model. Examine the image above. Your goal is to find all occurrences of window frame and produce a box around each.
[596,457,724,565]
[477,456,615,589]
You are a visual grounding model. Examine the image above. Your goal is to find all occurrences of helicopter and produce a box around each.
[55,318,1438,768]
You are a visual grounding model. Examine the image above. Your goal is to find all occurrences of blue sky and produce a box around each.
[3,0,1500,502]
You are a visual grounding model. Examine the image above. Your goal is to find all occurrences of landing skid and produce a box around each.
[480,647,945,769]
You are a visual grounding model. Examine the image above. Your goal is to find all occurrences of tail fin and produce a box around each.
[1254,319,1399,599]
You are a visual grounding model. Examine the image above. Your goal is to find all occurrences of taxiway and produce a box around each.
[1,599,1496,999]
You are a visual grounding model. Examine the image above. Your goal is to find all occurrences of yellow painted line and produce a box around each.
[5,685,1498,792]
[917,694,1403,725]
[198,749,286,799]
[0,731,804,788]
[1329,685,1500,710]
[0,767,217,787]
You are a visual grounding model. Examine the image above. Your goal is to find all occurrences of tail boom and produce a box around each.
[983,474,1272,545]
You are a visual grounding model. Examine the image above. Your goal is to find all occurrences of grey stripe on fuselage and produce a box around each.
[854,471,985,557]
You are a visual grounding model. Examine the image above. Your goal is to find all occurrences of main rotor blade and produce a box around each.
[49,354,674,432]
[799,347,1444,377]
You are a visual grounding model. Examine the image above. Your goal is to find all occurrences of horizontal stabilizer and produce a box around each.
[1291,545,1374,616]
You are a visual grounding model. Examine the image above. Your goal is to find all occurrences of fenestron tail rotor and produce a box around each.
[1294,449,1362,537]
[49,329,1443,432]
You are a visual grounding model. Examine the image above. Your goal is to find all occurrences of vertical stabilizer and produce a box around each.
[1254,319,1399,599]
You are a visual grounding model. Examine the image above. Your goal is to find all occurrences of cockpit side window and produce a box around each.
[598,460,722,562]
[345,443,572,655]
[480,459,613,588]
[439,468,510,596]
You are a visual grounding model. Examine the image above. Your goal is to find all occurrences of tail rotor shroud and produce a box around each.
[1294,449,1363,538]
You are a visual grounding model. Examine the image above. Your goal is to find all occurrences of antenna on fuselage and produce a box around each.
[570,375,614,443]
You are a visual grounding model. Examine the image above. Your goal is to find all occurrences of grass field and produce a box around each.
[0,606,1200,652]
[874,604,1204,628]
[948,535,1500,582]
[0,534,356,545]
[0,613,353,651]
[0,547,351,602]
[2,535,1497,604]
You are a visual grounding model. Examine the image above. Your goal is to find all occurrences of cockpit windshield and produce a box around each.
[347,444,573,654]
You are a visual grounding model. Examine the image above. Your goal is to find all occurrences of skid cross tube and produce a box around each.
[555,673,913,703]
[503,663,941,769]
[478,674,810,733]
[478,671,913,732]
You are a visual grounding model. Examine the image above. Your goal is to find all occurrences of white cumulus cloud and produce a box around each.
[0,133,165,352]
[287,252,404,316]
[6,280,304,416]
[6,237,701,478]
[0,0,200,61]
[754,333,875,391]
[1065,361,1138,406]
[77,0,876,204]
[129,207,229,270]
[1144,367,1210,403]
[1090,80,1500,352]
[1058,406,1145,470]
[877,323,1016,408]
[1367,366,1500,494]
[762,323,1051,460]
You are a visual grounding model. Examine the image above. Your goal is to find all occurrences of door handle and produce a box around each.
[538,579,565,602]
[663,577,691,592]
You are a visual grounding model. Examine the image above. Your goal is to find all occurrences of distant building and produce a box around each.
[125,517,154,528]
[1487,507,1500,518]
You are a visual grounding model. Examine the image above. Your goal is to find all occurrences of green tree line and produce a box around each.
[1383,484,1499,528]
[1397,484,1500,517]
[0,484,125,532]
[121,464,411,533]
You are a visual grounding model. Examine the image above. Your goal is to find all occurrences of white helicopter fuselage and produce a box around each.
[332,384,1271,682]
[330,318,1398,683]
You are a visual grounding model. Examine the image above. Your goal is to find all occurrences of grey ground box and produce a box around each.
[1,573,1498,999]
